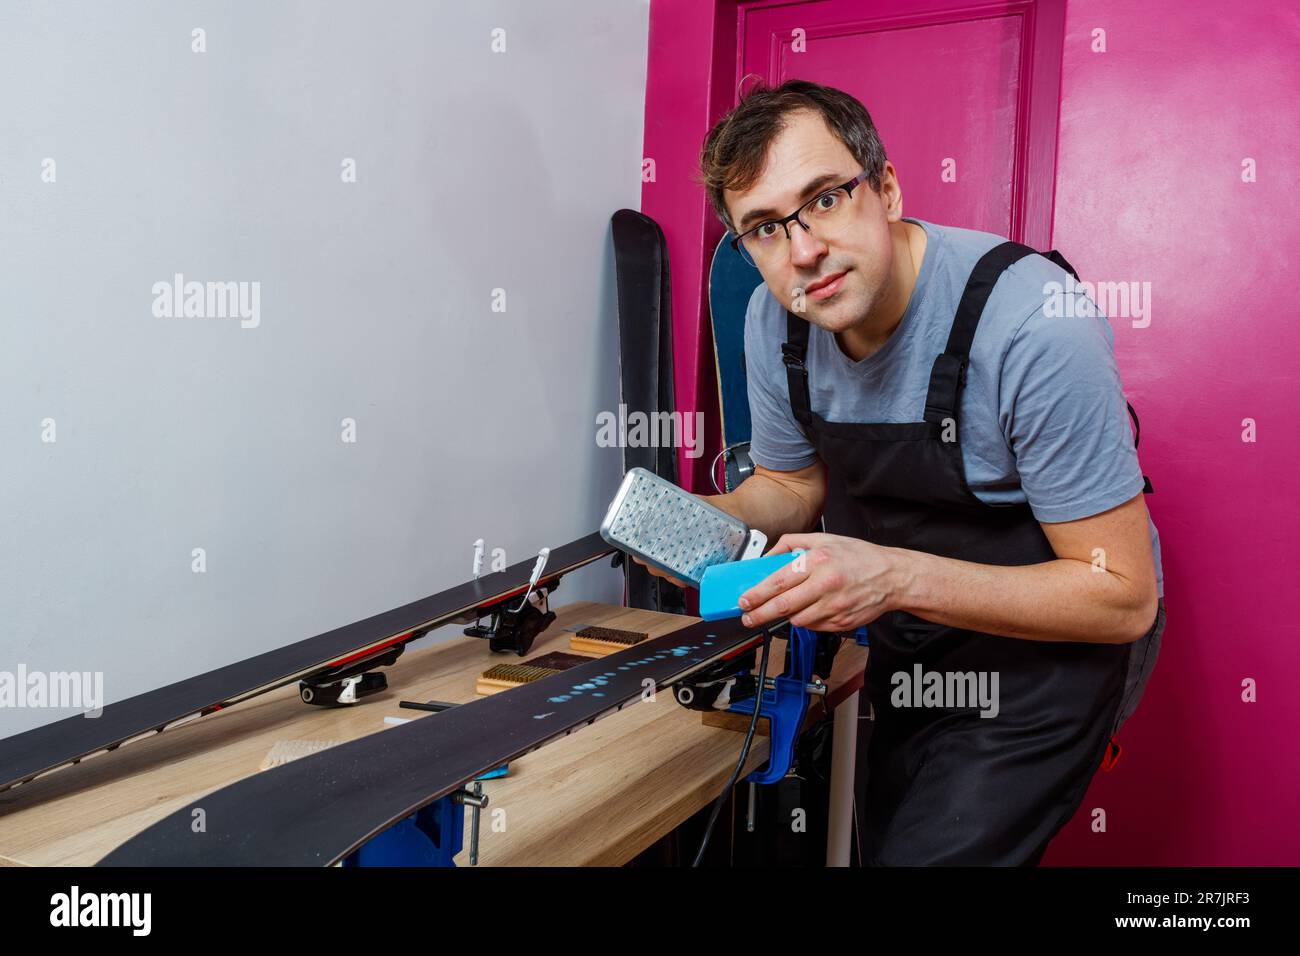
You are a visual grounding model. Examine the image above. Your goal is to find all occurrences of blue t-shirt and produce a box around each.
[744,217,1163,596]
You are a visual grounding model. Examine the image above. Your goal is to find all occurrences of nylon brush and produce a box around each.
[570,624,651,656]
[475,652,592,696]
[476,663,563,696]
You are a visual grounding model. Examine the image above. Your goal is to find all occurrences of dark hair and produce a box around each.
[697,78,889,233]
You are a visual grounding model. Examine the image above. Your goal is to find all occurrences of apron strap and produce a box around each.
[1045,248,1081,281]
[782,310,815,432]
[924,241,1037,425]
[1127,401,1156,493]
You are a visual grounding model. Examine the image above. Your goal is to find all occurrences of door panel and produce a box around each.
[737,0,1066,245]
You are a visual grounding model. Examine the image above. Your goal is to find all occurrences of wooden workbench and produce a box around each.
[0,602,866,866]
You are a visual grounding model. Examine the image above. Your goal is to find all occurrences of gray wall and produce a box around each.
[0,1,647,735]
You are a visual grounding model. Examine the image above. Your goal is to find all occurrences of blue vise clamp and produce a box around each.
[730,623,820,783]
[341,769,503,867]
[342,791,472,867]
[343,703,507,867]
[698,551,863,784]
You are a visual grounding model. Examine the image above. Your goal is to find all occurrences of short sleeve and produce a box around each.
[998,296,1146,523]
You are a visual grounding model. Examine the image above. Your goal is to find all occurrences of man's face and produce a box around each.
[724,109,903,334]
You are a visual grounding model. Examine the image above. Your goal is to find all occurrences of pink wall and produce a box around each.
[1042,0,1300,865]
[643,0,1300,865]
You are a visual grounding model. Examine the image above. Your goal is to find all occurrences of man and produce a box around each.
[648,79,1165,865]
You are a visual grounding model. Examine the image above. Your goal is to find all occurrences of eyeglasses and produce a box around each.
[730,170,871,268]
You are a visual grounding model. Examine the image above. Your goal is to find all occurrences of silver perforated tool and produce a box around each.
[600,467,766,587]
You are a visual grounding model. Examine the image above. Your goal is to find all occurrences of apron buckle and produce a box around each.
[1101,736,1123,772]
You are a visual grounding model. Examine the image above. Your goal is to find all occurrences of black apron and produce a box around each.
[783,241,1136,865]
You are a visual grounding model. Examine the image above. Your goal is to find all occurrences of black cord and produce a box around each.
[691,631,774,868]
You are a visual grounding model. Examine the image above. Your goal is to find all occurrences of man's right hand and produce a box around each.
[630,555,690,589]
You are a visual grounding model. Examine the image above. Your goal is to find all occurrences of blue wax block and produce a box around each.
[698,550,804,621]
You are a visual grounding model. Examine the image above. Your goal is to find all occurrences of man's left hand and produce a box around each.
[738,533,903,631]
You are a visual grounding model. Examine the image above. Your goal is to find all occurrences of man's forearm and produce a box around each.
[890,547,1157,644]
[701,472,818,544]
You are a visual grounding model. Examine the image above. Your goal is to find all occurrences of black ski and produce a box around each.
[97,613,777,866]
[653,214,679,488]
[651,213,688,616]
[0,534,615,794]
[611,209,685,615]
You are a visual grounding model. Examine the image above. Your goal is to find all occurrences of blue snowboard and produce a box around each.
[708,234,763,491]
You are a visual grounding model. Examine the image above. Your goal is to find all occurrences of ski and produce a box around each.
[611,209,685,615]
[652,213,679,489]
[97,613,778,866]
[0,533,616,794]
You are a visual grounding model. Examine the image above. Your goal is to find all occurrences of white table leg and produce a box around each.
[826,689,859,866]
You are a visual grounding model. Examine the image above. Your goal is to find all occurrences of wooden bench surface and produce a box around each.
[0,601,866,866]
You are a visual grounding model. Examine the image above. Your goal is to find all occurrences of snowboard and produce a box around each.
[0,533,617,794]
[97,611,780,865]
[707,232,763,492]
[610,209,685,614]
